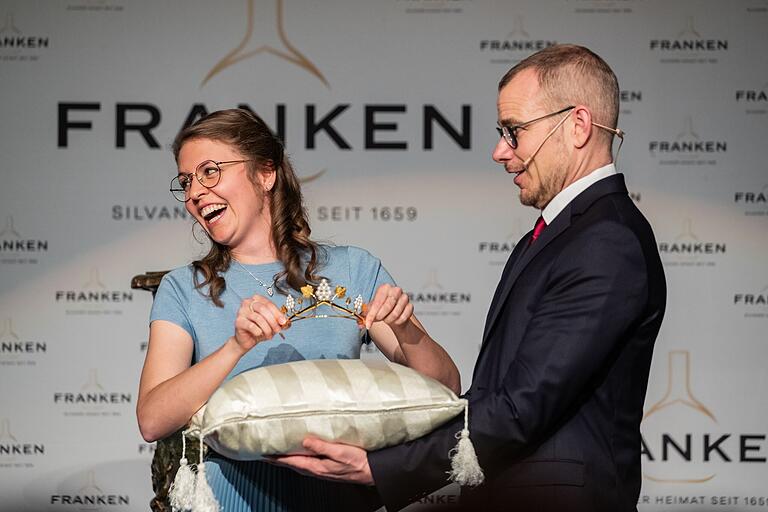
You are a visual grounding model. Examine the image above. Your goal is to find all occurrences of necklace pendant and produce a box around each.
[234,260,275,298]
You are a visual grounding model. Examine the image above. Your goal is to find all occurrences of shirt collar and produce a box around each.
[541,163,617,225]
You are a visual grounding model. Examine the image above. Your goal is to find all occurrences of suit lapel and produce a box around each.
[480,233,533,341]
[480,210,571,345]
[479,174,629,347]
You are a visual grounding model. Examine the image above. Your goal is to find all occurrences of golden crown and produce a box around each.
[282,279,367,326]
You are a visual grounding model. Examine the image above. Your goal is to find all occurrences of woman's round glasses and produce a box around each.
[170,160,252,202]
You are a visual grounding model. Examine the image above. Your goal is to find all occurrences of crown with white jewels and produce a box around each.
[282,279,367,326]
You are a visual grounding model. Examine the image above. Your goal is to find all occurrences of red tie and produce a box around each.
[530,216,546,244]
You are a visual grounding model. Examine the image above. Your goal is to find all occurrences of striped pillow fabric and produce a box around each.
[188,359,465,460]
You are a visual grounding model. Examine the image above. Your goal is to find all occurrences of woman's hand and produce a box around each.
[364,284,413,331]
[234,295,288,353]
[365,285,461,394]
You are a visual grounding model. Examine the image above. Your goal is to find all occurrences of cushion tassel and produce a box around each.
[169,430,195,511]
[192,434,220,512]
[448,400,484,486]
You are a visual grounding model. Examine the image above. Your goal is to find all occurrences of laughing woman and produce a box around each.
[136,109,459,511]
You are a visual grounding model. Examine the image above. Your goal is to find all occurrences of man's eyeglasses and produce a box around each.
[496,106,575,149]
[170,160,253,202]
[496,105,624,151]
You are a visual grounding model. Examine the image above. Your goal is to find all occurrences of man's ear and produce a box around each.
[570,105,593,149]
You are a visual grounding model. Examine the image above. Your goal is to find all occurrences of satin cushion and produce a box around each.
[189,359,464,460]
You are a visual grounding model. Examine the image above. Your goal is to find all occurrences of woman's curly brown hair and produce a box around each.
[172,109,321,307]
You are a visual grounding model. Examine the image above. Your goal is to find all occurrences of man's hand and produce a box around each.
[270,437,375,486]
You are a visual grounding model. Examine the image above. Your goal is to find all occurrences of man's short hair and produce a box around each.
[499,44,619,144]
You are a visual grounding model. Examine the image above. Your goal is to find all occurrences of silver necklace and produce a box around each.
[233,259,275,297]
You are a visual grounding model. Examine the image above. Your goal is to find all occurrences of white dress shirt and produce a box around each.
[541,163,618,225]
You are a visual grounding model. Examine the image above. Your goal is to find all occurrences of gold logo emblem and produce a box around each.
[202,0,328,87]
[422,269,444,290]
[82,268,106,290]
[642,350,716,483]
[0,318,20,341]
[504,15,530,40]
[643,351,715,422]
[674,218,697,243]
[676,17,702,39]
[0,216,21,238]
[0,419,18,443]
[77,471,104,495]
[81,368,105,391]
[676,116,699,141]
[0,13,21,35]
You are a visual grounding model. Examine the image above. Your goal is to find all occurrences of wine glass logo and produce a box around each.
[0,318,19,342]
[81,369,105,392]
[0,419,18,443]
[0,319,20,362]
[77,470,103,495]
[202,0,328,87]
[503,14,530,41]
[0,216,21,238]
[675,116,700,142]
[82,268,106,290]
[422,269,444,291]
[0,13,21,36]
[642,350,717,483]
[676,17,702,39]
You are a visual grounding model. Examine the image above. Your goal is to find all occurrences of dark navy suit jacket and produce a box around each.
[368,174,666,512]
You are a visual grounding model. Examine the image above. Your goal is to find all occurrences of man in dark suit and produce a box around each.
[275,44,666,512]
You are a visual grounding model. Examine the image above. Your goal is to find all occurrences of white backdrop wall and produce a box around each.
[1,0,767,510]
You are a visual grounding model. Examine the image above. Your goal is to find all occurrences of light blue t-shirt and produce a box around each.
[150,245,394,380]
[150,245,394,511]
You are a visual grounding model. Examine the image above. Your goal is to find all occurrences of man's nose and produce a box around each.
[492,137,513,163]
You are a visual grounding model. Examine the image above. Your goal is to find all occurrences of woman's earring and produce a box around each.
[191,221,209,245]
